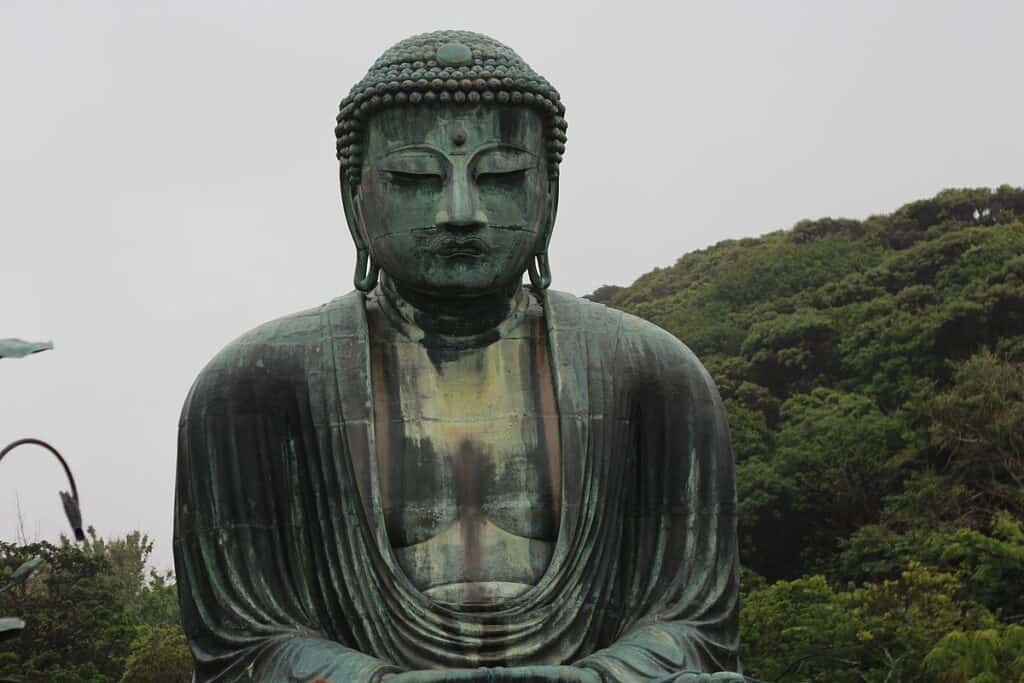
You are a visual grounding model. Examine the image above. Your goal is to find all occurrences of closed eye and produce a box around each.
[387,169,442,180]
[476,168,527,185]
[473,147,536,180]
[380,169,444,187]
[377,150,446,185]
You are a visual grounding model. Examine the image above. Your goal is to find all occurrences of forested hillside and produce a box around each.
[591,186,1024,681]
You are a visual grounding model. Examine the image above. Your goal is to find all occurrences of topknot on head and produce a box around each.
[335,30,568,185]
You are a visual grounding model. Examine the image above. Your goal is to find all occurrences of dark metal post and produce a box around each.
[0,438,84,542]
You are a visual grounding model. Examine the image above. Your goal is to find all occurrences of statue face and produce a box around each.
[354,105,550,297]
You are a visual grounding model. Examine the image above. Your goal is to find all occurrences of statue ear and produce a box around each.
[528,178,559,290]
[340,169,380,292]
[340,169,367,251]
[541,177,559,251]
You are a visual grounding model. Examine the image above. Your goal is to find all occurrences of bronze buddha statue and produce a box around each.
[174,31,749,683]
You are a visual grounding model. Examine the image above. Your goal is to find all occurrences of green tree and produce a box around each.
[928,351,1024,517]
[118,625,191,683]
[0,537,134,682]
[924,624,1024,682]
[0,532,190,683]
[742,564,995,682]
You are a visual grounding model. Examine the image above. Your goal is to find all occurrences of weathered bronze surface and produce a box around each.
[174,30,753,683]
[369,283,561,605]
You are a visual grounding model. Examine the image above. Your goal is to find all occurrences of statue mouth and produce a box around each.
[434,238,489,258]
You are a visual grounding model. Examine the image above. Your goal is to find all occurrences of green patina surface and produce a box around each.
[368,283,561,605]
[173,30,757,683]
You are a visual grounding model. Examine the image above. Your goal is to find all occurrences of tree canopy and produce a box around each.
[0,530,190,683]
[591,185,1024,680]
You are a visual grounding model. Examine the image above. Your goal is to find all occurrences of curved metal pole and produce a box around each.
[0,438,84,541]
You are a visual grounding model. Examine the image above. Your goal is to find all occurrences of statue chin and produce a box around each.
[384,269,526,302]
[173,29,755,683]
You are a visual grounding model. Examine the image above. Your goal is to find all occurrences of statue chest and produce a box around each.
[369,309,561,604]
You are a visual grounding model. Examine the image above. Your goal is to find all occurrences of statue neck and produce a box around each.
[379,275,526,340]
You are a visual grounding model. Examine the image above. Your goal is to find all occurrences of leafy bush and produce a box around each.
[0,531,191,683]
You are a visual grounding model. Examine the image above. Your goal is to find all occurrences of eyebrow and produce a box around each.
[382,143,445,156]
[468,142,536,163]
[479,142,534,153]
[377,141,538,167]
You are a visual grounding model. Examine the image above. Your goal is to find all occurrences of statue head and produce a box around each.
[335,31,567,296]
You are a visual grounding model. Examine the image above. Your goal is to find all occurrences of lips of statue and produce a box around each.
[355,105,549,297]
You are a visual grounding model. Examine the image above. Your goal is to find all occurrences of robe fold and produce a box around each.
[174,289,741,682]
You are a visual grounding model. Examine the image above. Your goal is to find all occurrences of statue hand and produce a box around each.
[381,669,492,683]
[485,665,602,682]
[668,673,751,683]
[381,666,601,683]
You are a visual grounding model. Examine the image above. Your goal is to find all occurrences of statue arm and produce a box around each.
[574,328,741,681]
[574,622,738,682]
[250,637,402,682]
[173,345,401,683]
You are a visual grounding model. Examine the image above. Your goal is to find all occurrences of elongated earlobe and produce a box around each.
[340,172,380,292]
[528,179,559,290]
[528,253,552,289]
[352,247,380,293]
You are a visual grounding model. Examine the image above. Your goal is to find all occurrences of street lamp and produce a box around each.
[1,338,86,651]
[0,439,85,646]
[0,438,84,542]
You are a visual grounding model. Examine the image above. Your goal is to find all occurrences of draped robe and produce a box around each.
[174,289,741,682]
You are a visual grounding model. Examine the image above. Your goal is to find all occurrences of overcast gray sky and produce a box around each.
[3,1,1022,570]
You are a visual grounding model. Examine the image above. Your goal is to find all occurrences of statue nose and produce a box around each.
[436,209,488,230]
[436,172,487,230]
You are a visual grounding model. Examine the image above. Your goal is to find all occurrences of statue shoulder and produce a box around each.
[199,307,321,374]
[545,290,709,380]
[182,292,365,413]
